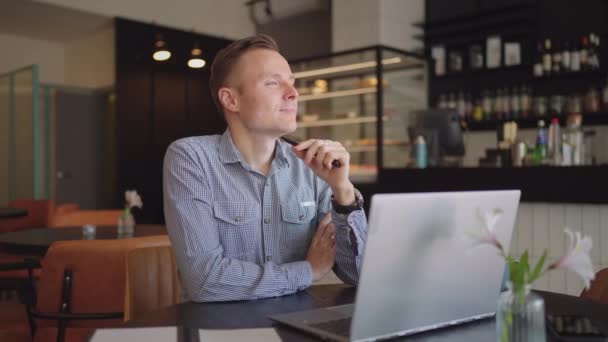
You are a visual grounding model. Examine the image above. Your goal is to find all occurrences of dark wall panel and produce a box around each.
[185,73,225,138]
[258,9,331,60]
[426,0,477,22]
[115,18,231,223]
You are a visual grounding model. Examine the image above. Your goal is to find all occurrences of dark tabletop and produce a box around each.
[121,284,608,342]
[0,207,28,219]
[0,224,166,255]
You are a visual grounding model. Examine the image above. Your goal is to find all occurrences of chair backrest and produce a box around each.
[0,199,55,233]
[580,268,608,304]
[49,210,122,228]
[124,243,180,321]
[34,235,171,332]
[53,204,80,215]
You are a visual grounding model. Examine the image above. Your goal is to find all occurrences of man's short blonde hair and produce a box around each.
[209,34,280,112]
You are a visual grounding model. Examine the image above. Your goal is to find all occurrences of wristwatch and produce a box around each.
[332,189,364,214]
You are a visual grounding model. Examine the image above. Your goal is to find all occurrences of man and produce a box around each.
[163,34,367,302]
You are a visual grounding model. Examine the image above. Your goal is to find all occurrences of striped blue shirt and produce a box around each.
[162,129,368,302]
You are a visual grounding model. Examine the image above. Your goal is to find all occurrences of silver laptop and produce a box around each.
[270,190,521,341]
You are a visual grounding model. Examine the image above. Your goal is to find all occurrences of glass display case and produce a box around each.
[290,46,428,183]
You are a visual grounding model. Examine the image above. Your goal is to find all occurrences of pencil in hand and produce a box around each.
[282,136,342,168]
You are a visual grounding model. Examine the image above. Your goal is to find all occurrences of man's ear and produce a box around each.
[218,87,239,113]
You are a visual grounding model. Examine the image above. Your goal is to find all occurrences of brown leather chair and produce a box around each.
[49,210,122,228]
[580,268,608,304]
[26,235,170,342]
[53,204,80,215]
[124,243,181,321]
[0,199,55,233]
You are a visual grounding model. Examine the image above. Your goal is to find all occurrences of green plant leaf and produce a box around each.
[528,249,548,284]
[509,259,525,293]
[520,250,530,274]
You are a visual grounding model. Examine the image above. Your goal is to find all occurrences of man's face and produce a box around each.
[225,48,298,137]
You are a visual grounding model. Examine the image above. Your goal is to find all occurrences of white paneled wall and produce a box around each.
[512,202,608,296]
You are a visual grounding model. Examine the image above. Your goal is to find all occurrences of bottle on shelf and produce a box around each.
[588,33,596,70]
[602,76,608,112]
[447,92,456,110]
[437,94,447,109]
[592,33,600,70]
[456,91,466,119]
[520,85,531,118]
[473,98,483,122]
[594,34,601,70]
[569,93,583,115]
[495,88,504,120]
[549,95,564,117]
[414,135,427,169]
[562,114,584,166]
[570,39,581,72]
[580,35,589,71]
[548,118,561,165]
[510,86,520,119]
[482,90,492,121]
[534,41,544,77]
[504,87,513,120]
[535,96,548,117]
[552,41,562,74]
[464,92,473,120]
[543,39,553,75]
[533,119,548,165]
[584,86,600,112]
[561,41,571,72]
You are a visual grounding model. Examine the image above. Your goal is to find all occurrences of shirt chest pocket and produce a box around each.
[213,201,259,258]
[280,197,316,224]
[280,196,316,250]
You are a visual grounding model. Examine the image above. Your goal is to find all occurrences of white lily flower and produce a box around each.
[465,207,505,253]
[550,228,595,289]
[125,190,143,209]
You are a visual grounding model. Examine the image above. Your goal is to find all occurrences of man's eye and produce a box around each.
[265,81,278,86]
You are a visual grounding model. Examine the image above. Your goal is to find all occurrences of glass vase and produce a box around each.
[117,212,135,237]
[496,283,545,342]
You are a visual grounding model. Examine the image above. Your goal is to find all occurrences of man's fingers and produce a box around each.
[320,212,332,226]
[291,139,316,152]
[322,223,335,240]
[312,213,332,244]
[305,140,327,164]
[321,151,338,169]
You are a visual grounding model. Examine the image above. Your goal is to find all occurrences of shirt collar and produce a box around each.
[218,129,242,165]
[218,129,291,169]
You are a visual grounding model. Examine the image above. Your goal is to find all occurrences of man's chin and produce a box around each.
[278,120,298,135]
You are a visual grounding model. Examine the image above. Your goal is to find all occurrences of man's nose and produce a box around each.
[284,82,298,100]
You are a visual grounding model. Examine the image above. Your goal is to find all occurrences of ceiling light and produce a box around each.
[188,43,206,69]
[153,33,171,61]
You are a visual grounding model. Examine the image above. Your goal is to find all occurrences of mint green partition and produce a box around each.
[0,65,48,206]
[0,76,9,205]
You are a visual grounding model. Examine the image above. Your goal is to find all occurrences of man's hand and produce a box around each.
[292,139,355,205]
[306,213,336,281]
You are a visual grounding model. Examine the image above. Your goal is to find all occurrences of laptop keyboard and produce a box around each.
[310,317,352,337]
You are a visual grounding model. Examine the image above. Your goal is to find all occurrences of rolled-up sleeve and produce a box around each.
[163,141,313,302]
[317,185,368,285]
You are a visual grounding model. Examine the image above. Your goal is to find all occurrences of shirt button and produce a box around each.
[234,216,241,222]
[264,218,270,224]
[266,256,272,261]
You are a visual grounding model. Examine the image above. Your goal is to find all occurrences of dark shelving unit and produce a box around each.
[377,0,608,205]
[466,112,608,131]
[422,0,608,132]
